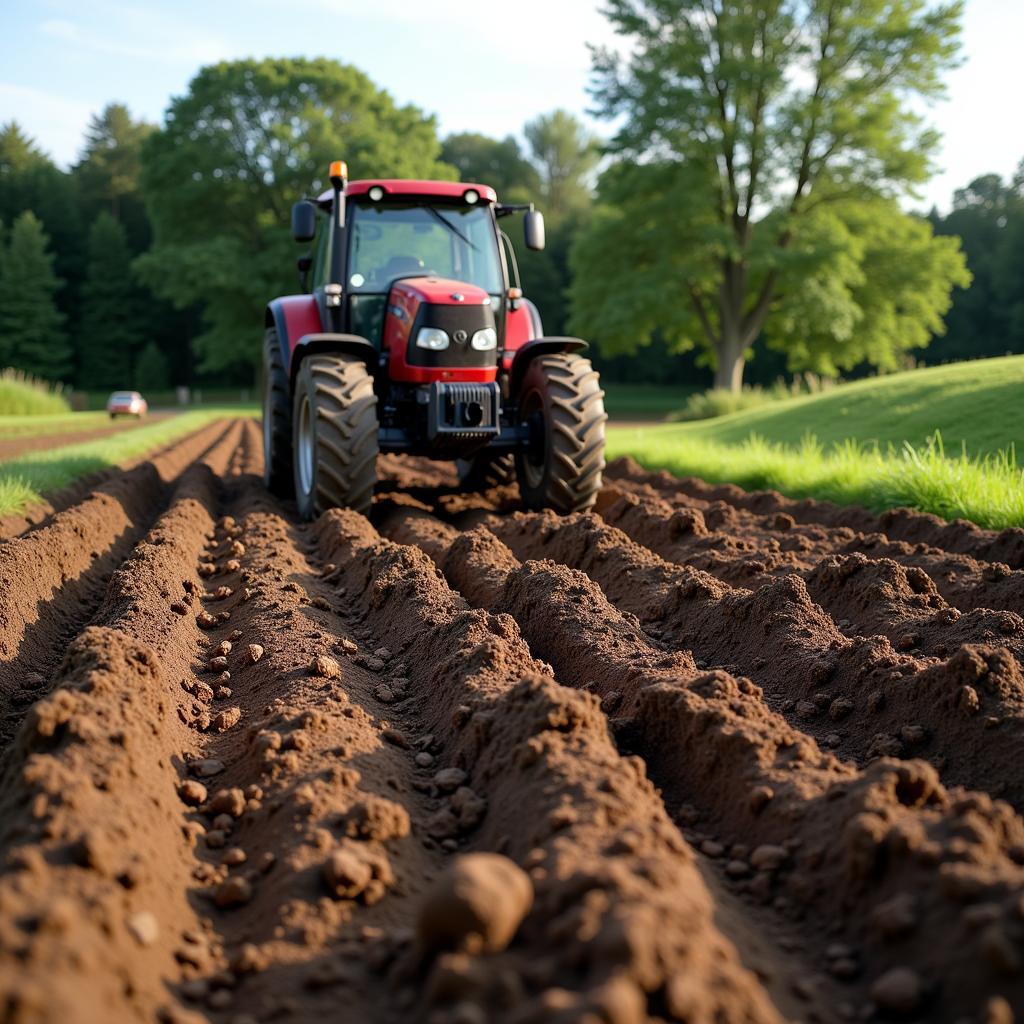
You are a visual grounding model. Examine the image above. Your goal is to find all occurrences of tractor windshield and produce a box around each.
[347,202,503,295]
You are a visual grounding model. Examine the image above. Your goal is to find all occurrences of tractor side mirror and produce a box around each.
[297,254,312,292]
[291,200,317,243]
[523,209,545,251]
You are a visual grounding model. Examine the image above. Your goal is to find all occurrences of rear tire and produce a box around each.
[293,354,378,519]
[262,328,294,497]
[514,354,606,513]
[455,451,516,491]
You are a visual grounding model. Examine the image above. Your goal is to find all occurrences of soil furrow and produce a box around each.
[596,486,1024,664]
[3,436,1023,1023]
[485,509,1024,811]
[382,506,1024,1022]
[0,423,234,1021]
[313,507,785,1022]
[605,456,1024,567]
[0,419,241,750]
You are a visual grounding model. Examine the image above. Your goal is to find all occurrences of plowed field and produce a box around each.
[1,418,1022,1024]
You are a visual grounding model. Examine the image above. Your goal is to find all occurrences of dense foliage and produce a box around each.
[571,0,969,391]
[0,45,1018,394]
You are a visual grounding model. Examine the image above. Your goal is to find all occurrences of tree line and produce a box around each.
[0,2,1019,395]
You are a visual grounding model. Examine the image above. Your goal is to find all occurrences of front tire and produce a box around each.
[455,451,516,491]
[293,354,378,519]
[262,327,293,497]
[514,354,606,513]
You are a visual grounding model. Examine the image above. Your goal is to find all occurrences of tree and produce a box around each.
[574,0,966,390]
[137,58,455,378]
[134,340,170,391]
[74,103,155,251]
[0,122,83,311]
[766,200,970,373]
[927,174,1021,363]
[77,212,145,389]
[440,133,540,202]
[0,211,70,379]
[523,110,599,224]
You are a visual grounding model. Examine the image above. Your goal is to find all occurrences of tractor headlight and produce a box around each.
[470,327,497,351]
[368,185,384,201]
[464,188,479,205]
[416,327,450,350]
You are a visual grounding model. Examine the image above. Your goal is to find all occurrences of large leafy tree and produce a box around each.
[138,58,455,377]
[572,0,966,390]
[0,211,70,379]
[77,212,145,389]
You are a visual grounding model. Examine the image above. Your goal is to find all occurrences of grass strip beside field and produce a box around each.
[0,409,250,518]
[0,411,114,438]
[605,428,1024,530]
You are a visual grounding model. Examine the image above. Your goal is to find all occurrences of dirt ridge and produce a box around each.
[0,429,1022,1023]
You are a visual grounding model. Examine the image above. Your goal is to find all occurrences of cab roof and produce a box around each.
[315,179,497,207]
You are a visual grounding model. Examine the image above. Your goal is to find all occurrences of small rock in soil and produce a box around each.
[870,967,922,1014]
[311,653,341,678]
[434,767,467,792]
[215,876,253,908]
[179,781,208,806]
[191,758,225,778]
[322,841,375,899]
[209,788,246,818]
[417,853,533,955]
[213,707,242,733]
[382,728,408,748]
[246,644,264,664]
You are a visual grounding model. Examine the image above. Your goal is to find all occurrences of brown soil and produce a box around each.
[1,439,1022,1024]
[0,413,172,463]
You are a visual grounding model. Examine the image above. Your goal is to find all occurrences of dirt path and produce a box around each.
[0,413,173,462]
[0,434,1021,1023]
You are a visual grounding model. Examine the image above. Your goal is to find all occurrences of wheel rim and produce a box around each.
[297,394,314,496]
[520,388,546,489]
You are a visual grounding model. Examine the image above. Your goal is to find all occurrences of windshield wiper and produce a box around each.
[420,204,478,252]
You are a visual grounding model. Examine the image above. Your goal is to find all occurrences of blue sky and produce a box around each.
[0,0,1020,212]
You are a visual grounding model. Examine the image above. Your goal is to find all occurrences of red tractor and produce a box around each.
[263,161,606,518]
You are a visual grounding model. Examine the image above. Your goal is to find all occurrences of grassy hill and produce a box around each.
[675,355,1024,456]
[606,355,1024,529]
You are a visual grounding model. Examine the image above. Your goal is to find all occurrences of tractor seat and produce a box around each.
[381,256,425,280]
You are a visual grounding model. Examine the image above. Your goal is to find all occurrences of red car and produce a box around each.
[106,391,148,419]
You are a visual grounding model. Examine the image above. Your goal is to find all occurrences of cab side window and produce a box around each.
[312,215,331,289]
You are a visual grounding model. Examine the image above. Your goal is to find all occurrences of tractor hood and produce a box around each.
[388,277,492,309]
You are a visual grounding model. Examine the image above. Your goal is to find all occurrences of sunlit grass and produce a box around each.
[0,409,253,518]
[0,411,113,438]
[0,368,71,416]
[605,428,1024,530]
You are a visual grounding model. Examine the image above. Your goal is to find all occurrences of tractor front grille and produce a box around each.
[427,382,500,442]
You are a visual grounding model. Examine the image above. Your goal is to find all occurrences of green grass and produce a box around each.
[606,355,1024,530]
[0,411,114,438]
[0,409,248,518]
[602,382,698,421]
[0,369,71,416]
[671,356,1024,456]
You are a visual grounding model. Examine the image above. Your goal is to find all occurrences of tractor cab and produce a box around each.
[263,161,605,519]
